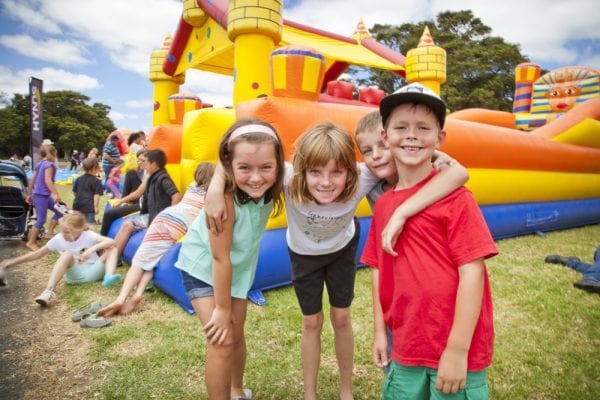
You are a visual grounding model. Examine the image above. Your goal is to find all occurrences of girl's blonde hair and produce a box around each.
[289,122,359,204]
[194,162,215,189]
[60,213,89,231]
[218,118,285,217]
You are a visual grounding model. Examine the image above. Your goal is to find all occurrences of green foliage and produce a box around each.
[353,10,528,112]
[0,90,115,158]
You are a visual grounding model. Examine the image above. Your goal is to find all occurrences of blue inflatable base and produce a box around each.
[107,198,600,314]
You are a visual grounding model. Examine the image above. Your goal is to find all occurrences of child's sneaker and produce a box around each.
[102,273,121,287]
[35,288,55,306]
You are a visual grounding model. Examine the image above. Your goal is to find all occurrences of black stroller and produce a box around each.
[0,160,35,240]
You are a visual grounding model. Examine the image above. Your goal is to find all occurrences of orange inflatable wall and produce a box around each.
[147,124,182,164]
[236,97,372,161]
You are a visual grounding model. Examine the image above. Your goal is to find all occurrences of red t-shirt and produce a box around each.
[361,171,498,371]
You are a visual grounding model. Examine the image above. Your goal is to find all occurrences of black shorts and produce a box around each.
[289,219,360,316]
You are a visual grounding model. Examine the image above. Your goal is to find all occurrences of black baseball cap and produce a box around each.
[379,82,446,128]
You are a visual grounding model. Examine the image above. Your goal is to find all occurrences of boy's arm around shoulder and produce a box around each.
[381,160,469,255]
[436,258,485,394]
[204,193,235,345]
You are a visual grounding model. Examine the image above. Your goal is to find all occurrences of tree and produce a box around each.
[0,90,116,159]
[351,10,528,112]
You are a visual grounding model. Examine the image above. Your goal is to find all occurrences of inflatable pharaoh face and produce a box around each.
[545,82,582,112]
[531,66,599,116]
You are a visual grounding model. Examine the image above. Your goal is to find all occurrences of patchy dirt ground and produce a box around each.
[0,241,99,399]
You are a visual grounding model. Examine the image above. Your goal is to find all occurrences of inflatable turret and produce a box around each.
[149,35,185,126]
[227,0,283,104]
[405,27,446,94]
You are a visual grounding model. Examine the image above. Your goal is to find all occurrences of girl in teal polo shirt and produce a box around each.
[176,118,285,400]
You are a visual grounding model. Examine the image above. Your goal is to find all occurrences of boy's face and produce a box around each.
[383,103,445,168]
[145,160,159,175]
[356,128,397,183]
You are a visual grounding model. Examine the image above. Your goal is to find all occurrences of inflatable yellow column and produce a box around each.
[405,27,446,94]
[149,35,185,126]
[227,0,283,105]
[513,62,542,130]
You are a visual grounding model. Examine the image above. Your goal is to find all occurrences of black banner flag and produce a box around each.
[29,77,44,167]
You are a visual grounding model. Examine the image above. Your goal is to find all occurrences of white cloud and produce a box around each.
[285,0,600,69]
[2,0,62,35]
[37,0,183,75]
[181,70,234,108]
[108,110,139,121]
[0,65,101,95]
[126,99,152,108]
[0,34,89,65]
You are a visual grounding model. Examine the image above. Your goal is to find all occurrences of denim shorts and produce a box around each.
[180,269,214,299]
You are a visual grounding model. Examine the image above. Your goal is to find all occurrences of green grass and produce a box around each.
[54,183,600,399]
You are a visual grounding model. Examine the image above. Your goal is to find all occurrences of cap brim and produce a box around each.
[380,92,446,128]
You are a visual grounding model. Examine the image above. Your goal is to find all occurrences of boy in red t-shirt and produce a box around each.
[361,82,498,399]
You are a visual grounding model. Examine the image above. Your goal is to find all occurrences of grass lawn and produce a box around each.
[54,183,599,399]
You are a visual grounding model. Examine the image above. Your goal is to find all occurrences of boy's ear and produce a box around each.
[437,130,447,148]
[380,128,389,143]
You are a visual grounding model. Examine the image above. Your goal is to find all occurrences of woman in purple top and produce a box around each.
[26,143,63,250]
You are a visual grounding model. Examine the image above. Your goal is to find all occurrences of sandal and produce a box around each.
[80,313,112,328]
[72,302,105,322]
[231,388,253,400]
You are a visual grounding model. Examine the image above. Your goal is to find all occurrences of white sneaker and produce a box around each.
[35,288,55,307]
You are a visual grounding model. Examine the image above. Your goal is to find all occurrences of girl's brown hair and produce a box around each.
[218,118,285,217]
[194,162,215,189]
[289,122,359,204]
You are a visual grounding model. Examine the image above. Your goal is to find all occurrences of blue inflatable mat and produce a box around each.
[107,198,600,313]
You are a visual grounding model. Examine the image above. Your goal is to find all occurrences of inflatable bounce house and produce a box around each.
[108,0,600,313]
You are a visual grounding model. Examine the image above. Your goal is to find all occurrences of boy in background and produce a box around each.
[72,157,104,224]
[360,83,498,399]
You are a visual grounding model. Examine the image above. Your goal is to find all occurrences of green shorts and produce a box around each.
[64,259,105,284]
[382,362,489,400]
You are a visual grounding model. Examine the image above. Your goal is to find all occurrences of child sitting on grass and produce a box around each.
[0,214,121,305]
[98,162,215,317]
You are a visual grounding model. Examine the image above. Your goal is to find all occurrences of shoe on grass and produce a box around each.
[544,255,581,266]
[231,388,253,400]
[71,302,106,322]
[102,273,121,287]
[79,313,112,328]
[573,278,600,294]
[35,288,55,307]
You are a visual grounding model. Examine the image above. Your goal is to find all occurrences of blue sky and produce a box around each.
[0,0,598,133]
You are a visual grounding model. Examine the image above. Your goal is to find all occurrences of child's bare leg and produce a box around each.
[45,252,75,290]
[302,312,324,400]
[192,296,233,400]
[119,270,154,315]
[113,221,135,257]
[98,265,143,317]
[100,246,119,275]
[26,226,40,251]
[331,306,354,400]
[230,298,248,399]
[47,218,59,236]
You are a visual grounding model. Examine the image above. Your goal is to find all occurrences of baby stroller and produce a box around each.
[0,160,35,240]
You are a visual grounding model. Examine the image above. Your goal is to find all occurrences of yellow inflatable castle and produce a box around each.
[110,0,600,311]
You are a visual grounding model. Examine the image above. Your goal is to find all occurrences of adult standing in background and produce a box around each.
[102,135,121,184]
[128,132,145,155]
